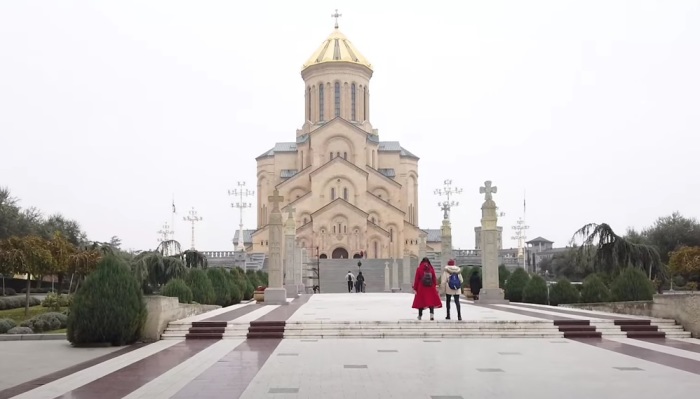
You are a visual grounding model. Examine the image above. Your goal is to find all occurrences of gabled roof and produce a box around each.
[422,229,442,242]
[282,192,312,212]
[311,198,368,219]
[526,236,554,244]
[375,140,419,160]
[255,134,309,160]
[275,165,313,189]
[308,155,369,179]
[366,191,405,215]
[366,165,402,188]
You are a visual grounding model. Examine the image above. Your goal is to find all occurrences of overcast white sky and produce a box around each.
[1,0,698,252]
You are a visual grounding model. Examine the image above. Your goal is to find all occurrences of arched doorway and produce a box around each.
[353,253,362,259]
[319,254,328,259]
[332,247,349,259]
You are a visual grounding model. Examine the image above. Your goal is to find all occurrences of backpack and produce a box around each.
[421,266,434,287]
[448,273,461,290]
[347,275,352,282]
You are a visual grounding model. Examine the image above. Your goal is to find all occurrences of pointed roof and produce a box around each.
[526,236,554,244]
[302,28,372,71]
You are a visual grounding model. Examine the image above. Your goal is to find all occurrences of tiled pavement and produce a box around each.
[1,294,699,399]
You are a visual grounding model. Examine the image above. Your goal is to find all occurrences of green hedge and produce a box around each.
[21,312,68,333]
[581,274,610,303]
[611,268,655,302]
[0,318,17,334]
[67,254,147,346]
[185,268,215,305]
[523,275,549,304]
[505,268,530,302]
[548,278,580,306]
[0,295,41,310]
[42,292,73,310]
[161,278,193,304]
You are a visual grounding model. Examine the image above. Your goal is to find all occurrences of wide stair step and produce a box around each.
[552,320,602,338]
[186,321,227,340]
[248,321,286,339]
[614,319,666,338]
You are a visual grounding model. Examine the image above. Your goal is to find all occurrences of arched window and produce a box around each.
[371,217,375,223]
[344,225,347,233]
[343,152,347,159]
[319,84,325,121]
[390,228,394,242]
[330,152,333,159]
[343,187,348,200]
[331,188,336,200]
[336,151,340,158]
[307,86,311,120]
[374,241,378,258]
[334,82,341,117]
[363,86,367,120]
[333,225,336,233]
[351,83,356,120]
[303,217,308,224]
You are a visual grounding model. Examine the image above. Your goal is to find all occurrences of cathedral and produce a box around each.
[250,23,422,260]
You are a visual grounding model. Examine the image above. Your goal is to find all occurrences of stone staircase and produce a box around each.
[553,319,690,339]
[282,320,564,338]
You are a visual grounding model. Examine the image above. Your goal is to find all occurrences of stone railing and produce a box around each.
[562,292,700,338]
[142,296,220,341]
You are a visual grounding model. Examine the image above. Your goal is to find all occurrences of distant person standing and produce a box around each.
[469,270,482,301]
[412,257,442,320]
[356,272,365,293]
[346,270,355,293]
[440,259,463,320]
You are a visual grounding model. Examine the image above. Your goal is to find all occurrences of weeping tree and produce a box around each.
[131,251,185,292]
[571,223,666,284]
[183,249,208,269]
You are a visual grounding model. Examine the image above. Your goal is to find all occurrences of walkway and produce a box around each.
[1,294,698,399]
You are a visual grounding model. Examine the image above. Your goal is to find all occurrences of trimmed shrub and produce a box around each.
[1,287,16,296]
[225,272,243,305]
[185,268,215,305]
[0,295,41,311]
[610,268,656,302]
[581,274,610,303]
[161,278,193,304]
[523,275,549,304]
[42,292,73,310]
[67,254,147,346]
[498,265,511,289]
[505,268,530,302]
[548,278,580,306]
[22,312,68,332]
[245,270,260,288]
[7,326,33,334]
[255,270,269,286]
[207,268,232,306]
[0,318,17,334]
[242,277,255,300]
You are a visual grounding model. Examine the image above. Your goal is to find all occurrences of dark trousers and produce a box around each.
[347,281,353,292]
[418,307,434,317]
[445,294,461,318]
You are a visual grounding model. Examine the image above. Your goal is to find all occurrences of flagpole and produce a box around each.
[171,194,176,242]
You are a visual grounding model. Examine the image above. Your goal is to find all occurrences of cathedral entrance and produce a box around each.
[331,247,349,259]
[352,253,362,259]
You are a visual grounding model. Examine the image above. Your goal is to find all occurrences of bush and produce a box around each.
[498,265,510,289]
[67,254,147,346]
[185,268,215,304]
[580,274,611,303]
[255,270,268,286]
[42,292,73,310]
[21,312,68,332]
[226,272,243,305]
[523,275,549,304]
[20,287,68,294]
[161,279,193,304]
[0,295,41,310]
[245,270,260,288]
[548,278,580,306]
[243,277,255,300]
[610,268,656,302]
[7,326,33,334]
[505,268,530,302]
[1,287,16,296]
[207,268,232,306]
[0,318,17,334]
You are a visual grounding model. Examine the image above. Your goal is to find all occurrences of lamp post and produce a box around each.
[157,221,173,244]
[316,246,321,293]
[183,207,203,250]
[228,182,254,252]
[511,218,529,271]
[434,179,462,220]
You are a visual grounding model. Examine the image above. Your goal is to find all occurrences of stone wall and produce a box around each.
[563,293,700,338]
[142,296,220,341]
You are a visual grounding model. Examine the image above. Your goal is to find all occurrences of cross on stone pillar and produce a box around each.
[268,189,284,212]
[480,181,497,201]
[265,189,287,304]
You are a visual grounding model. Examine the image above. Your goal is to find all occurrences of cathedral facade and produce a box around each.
[251,26,422,260]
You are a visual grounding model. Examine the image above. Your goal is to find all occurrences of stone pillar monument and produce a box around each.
[418,232,427,261]
[401,248,412,292]
[301,248,312,294]
[476,180,508,304]
[440,218,453,273]
[391,258,400,292]
[384,261,391,292]
[294,246,304,294]
[283,207,298,298]
[264,189,288,305]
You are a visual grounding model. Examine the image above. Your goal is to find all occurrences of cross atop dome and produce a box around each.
[331,9,342,29]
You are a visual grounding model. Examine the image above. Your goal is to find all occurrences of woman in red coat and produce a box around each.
[412,257,443,320]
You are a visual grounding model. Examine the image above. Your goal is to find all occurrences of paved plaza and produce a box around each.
[1,294,699,399]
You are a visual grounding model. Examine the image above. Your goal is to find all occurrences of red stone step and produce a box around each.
[186,332,224,339]
[248,326,285,333]
[563,331,602,338]
[553,320,590,326]
[247,331,284,339]
[192,321,228,328]
[189,327,226,334]
[619,325,658,332]
[626,331,666,338]
[250,321,286,327]
[614,319,651,326]
[557,325,597,332]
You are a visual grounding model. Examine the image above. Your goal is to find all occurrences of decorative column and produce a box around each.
[418,232,427,261]
[401,248,412,292]
[391,258,399,292]
[476,181,508,304]
[440,218,453,274]
[264,189,288,305]
[384,261,391,292]
[294,245,304,294]
[283,207,297,298]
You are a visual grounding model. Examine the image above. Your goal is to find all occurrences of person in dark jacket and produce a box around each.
[469,270,482,300]
[355,272,365,293]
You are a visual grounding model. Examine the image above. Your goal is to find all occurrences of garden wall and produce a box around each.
[564,292,700,338]
[143,296,219,341]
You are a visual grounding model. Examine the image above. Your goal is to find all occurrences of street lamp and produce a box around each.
[316,246,321,293]
[228,182,254,252]
[434,179,462,220]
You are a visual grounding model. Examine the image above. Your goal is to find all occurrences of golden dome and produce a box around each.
[302,28,372,71]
